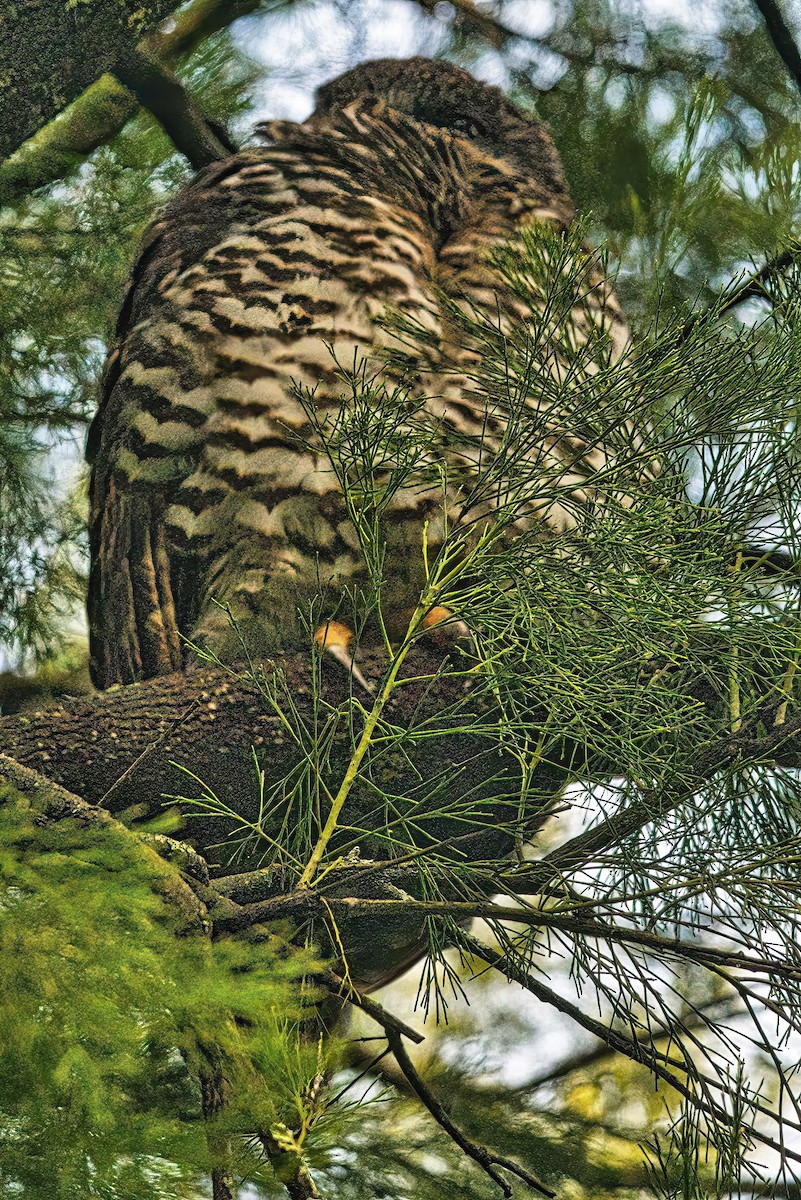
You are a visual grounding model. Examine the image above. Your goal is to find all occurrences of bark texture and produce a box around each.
[0,751,209,933]
[0,646,554,988]
[1,634,790,988]
[0,0,185,160]
[0,0,262,202]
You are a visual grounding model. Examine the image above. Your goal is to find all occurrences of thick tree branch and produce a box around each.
[2,647,800,988]
[0,0,182,161]
[257,1131,323,1200]
[752,0,801,99]
[0,76,137,205]
[0,0,263,204]
[0,649,544,989]
[112,43,234,168]
[0,757,326,1200]
[411,0,522,50]
[0,752,209,933]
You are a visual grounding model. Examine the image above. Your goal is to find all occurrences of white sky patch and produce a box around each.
[639,0,728,32]
[502,0,557,38]
[235,0,448,124]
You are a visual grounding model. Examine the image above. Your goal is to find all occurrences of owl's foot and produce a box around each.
[314,620,375,695]
[313,608,472,696]
[414,604,473,649]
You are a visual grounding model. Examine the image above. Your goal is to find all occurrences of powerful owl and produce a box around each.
[88,57,628,687]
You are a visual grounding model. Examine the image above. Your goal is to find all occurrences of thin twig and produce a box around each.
[321,969,425,1045]
[385,1025,555,1198]
[461,933,801,1166]
[500,711,801,893]
[98,698,202,809]
[521,996,744,1090]
[325,1046,394,1110]
[681,245,801,340]
[718,246,801,315]
[311,899,801,980]
[215,884,801,982]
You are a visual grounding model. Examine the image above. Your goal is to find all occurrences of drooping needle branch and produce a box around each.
[384,1025,555,1198]
[461,933,801,1167]
[500,710,801,894]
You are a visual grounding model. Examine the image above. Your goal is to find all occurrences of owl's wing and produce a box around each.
[87,156,254,687]
[87,136,443,688]
[88,225,182,688]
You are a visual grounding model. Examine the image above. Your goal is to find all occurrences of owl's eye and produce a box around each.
[452,117,483,138]
[415,106,486,139]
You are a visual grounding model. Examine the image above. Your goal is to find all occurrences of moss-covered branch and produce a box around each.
[0,0,264,203]
[0,0,181,161]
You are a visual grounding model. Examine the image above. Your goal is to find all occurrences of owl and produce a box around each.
[87,57,630,688]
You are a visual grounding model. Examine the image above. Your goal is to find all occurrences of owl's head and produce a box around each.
[310,57,568,198]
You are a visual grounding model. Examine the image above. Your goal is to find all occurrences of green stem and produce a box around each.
[729,550,742,733]
[297,616,422,888]
[297,522,493,888]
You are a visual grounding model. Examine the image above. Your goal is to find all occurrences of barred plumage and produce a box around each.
[88,57,630,687]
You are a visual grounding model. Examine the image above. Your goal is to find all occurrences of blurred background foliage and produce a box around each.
[3,0,801,1195]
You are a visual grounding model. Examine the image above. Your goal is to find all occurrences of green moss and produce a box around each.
[0,787,330,1197]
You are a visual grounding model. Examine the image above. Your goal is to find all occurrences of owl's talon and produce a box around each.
[397,605,475,654]
[314,621,375,695]
[419,605,473,645]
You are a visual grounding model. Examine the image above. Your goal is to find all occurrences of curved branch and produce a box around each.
[385,1024,555,1198]
[112,44,234,168]
[0,0,259,205]
[752,0,801,98]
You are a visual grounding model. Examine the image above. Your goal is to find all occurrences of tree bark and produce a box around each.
[0,647,545,989]
[112,44,234,166]
[2,637,797,988]
[0,0,185,161]
[0,0,264,203]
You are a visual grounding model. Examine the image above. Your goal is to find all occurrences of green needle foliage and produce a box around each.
[165,222,801,1194]
[0,783,345,1199]
[8,2,801,1194]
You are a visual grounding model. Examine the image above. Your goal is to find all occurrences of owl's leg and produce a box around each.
[314,620,375,695]
[387,604,474,656]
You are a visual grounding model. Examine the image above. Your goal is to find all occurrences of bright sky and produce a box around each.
[233,0,733,129]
